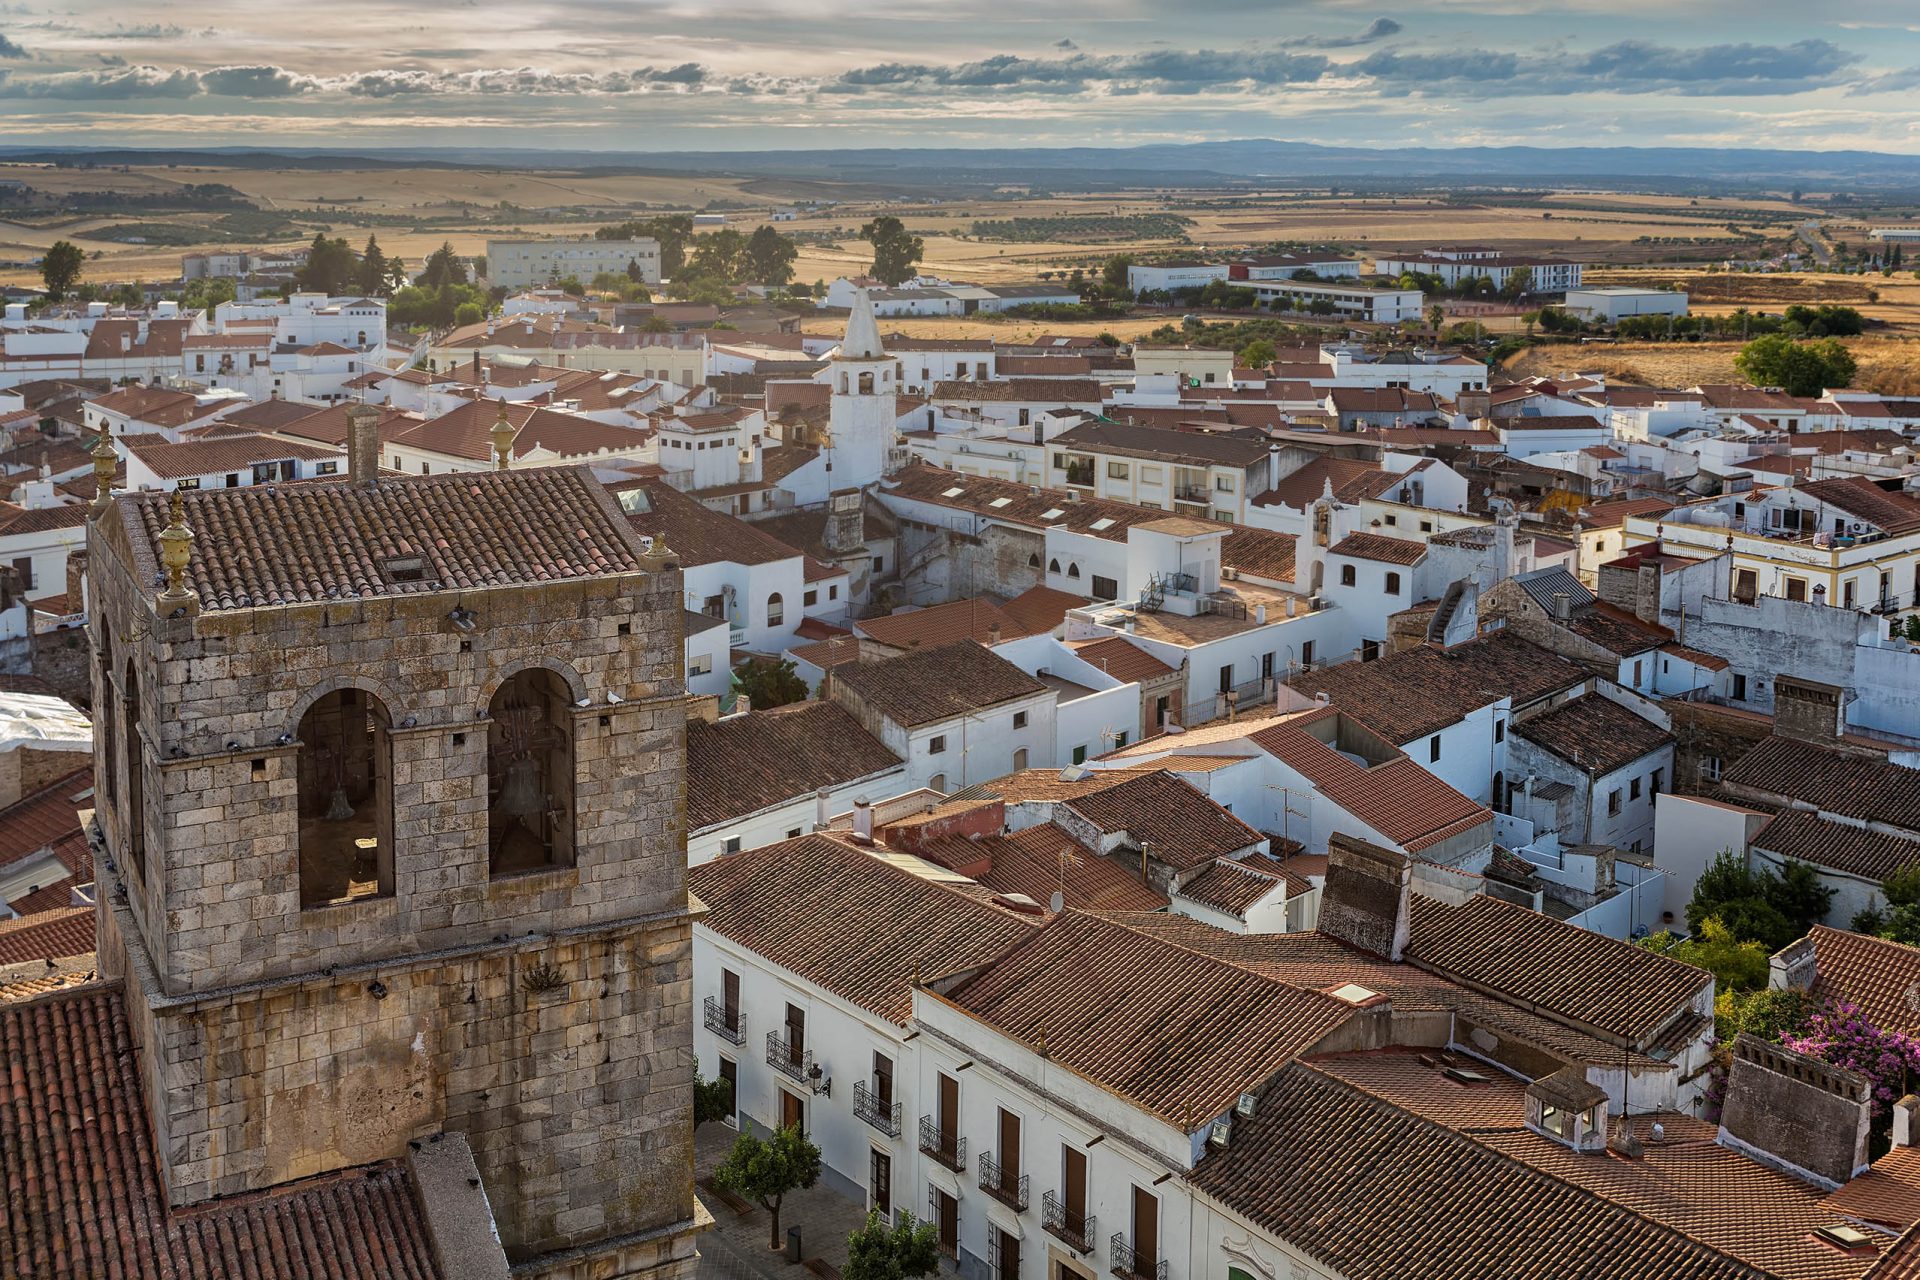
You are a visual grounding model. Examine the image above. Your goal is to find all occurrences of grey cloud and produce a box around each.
[200,65,313,97]
[1054,39,1077,50]
[1355,37,1857,97]
[0,32,23,58]
[1852,65,1920,94]
[1279,18,1402,49]
[0,63,200,98]
[831,48,1330,93]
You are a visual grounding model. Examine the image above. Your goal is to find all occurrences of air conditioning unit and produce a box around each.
[1220,567,1240,581]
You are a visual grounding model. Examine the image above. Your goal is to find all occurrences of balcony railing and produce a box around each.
[1042,1191,1095,1253]
[1173,485,1210,505]
[919,1115,967,1172]
[1110,1235,1168,1280]
[977,1154,1028,1211]
[766,1031,811,1084]
[853,1081,902,1138]
[704,997,744,1045]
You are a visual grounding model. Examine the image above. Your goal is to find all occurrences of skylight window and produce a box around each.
[1089,518,1116,532]
[1040,508,1065,521]
[989,497,1012,508]
[942,486,966,498]
[1328,982,1380,1005]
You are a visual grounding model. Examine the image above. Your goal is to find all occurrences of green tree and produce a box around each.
[691,228,749,282]
[294,234,357,295]
[734,658,809,710]
[1102,254,1137,297]
[453,301,484,327]
[1638,917,1770,993]
[419,241,468,291]
[1714,984,1815,1044]
[1425,302,1445,336]
[844,1209,941,1280]
[694,1060,734,1128]
[713,1124,822,1251]
[743,225,798,286]
[1686,849,1832,951]
[176,275,236,316]
[859,216,924,286]
[39,240,84,302]
[1734,334,1858,398]
[1500,266,1534,300]
[601,214,694,276]
[1236,338,1276,369]
[356,236,391,298]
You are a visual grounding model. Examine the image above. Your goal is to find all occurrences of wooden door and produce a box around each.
[1132,1186,1158,1263]
[780,1089,804,1132]
[1063,1146,1087,1222]
[938,1072,958,1135]
[999,1108,1021,1179]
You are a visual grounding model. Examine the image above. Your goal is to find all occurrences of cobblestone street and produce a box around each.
[694,1122,874,1280]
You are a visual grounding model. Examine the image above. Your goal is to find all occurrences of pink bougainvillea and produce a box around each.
[1785,1000,1920,1118]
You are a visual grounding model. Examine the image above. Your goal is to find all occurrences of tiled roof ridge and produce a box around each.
[1281,1058,1778,1277]
[1080,908,1352,1002]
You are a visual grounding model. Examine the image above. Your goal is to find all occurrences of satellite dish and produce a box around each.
[1049,891,1064,914]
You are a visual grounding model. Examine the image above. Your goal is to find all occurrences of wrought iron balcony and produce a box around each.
[1110,1234,1167,1280]
[766,1031,811,1084]
[919,1115,967,1172]
[1041,1191,1095,1253]
[977,1154,1028,1211]
[704,996,744,1045]
[853,1080,902,1137]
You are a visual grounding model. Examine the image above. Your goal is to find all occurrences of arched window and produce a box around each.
[297,688,393,909]
[488,669,575,876]
[767,592,785,627]
[1067,563,1081,579]
[839,373,850,394]
[858,371,874,394]
[1012,748,1028,772]
[121,661,143,881]
[1340,564,1357,587]
[1385,572,1402,594]
[1028,553,1040,568]
[1048,558,1061,574]
[928,773,946,793]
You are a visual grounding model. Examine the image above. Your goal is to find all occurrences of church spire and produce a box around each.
[837,286,885,361]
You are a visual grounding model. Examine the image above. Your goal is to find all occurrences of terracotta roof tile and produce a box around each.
[1724,738,1920,832]
[686,702,900,832]
[0,982,444,1280]
[857,598,1024,650]
[1251,716,1491,855]
[1176,858,1289,915]
[1066,770,1265,869]
[1067,636,1176,684]
[123,431,339,481]
[1755,812,1920,883]
[999,584,1087,636]
[0,904,93,965]
[1513,693,1673,775]
[0,768,90,874]
[1285,632,1584,744]
[967,823,1167,913]
[941,911,1355,1123]
[114,466,645,612]
[688,834,1036,1024]
[391,399,648,463]
[1328,531,1428,565]
[832,640,1047,728]
[1800,925,1920,1037]
[1406,894,1709,1044]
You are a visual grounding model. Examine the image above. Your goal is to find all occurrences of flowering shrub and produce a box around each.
[1785,1000,1920,1120]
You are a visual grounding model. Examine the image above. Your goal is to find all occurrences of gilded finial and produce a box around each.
[89,428,116,514]
[155,489,199,618]
[490,398,515,471]
[640,533,677,572]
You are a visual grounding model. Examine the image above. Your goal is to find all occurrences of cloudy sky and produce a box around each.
[0,0,1917,154]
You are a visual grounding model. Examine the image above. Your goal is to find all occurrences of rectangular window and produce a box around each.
[722,835,742,855]
[1385,572,1402,595]
[1608,790,1623,817]
[1013,711,1028,730]
[1300,640,1316,669]
[1340,564,1357,587]
[872,556,885,574]
[689,653,713,676]
[1630,777,1642,800]
[871,1149,891,1216]
[1071,745,1087,765]
[1107,461,1129,480]
[1215,475,1234,492]
[1651,768,1664,795]
[1429,735,1442,763]
[1219,664,1234,694]
[1091,574,1118,601]
[804,589,818,606]
[929,735,947,755]
[1731,673,1748,701]
[1700,755,1724,783]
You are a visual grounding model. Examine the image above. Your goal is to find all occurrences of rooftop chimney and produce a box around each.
[1317,833,1412,962]
[986,623,1003,646]
[1718,1033,1870,1189]
[852,798,874,845]
[1550,591,1572,622]
[346,403,381,488]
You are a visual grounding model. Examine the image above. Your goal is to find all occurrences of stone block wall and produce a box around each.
[102,890,698,1259]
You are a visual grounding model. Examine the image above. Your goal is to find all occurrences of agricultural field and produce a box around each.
[0,163,1815,292]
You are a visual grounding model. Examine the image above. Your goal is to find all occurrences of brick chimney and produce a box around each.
[1317,833,1412,962]
[346,403,381,488]
[1718,1033,1871,1188]
[1773,675,1844,746]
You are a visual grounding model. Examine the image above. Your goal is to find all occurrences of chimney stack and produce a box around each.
[852,798,874,845]
[346,403,381,488]
[1551,591,1572,622]
[986,623,1002,646]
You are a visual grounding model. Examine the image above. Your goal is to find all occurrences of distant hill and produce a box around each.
[5,140,1919,193]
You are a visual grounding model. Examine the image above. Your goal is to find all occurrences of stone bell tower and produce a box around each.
[86,439,706,1279]
[826,286,897,490]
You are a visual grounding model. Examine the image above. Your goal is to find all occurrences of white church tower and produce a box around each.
[826,287,897,490]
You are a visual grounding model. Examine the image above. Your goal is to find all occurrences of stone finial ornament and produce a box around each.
[156,489,199,617]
